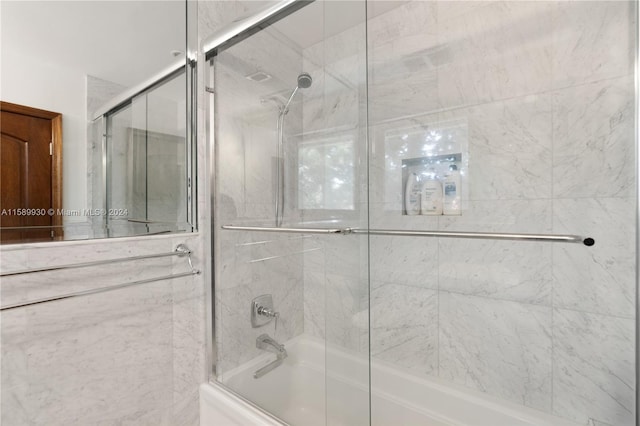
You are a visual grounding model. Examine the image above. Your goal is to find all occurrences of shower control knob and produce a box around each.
[251,294,279,330]
[257,306,279,332]
[257,306,279,318]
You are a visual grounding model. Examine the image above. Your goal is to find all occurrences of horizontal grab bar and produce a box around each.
[0,270,201,311]
[352,229,594,245]
[221,225,350,235]
[0,244,192,277]
[221,225,595,246]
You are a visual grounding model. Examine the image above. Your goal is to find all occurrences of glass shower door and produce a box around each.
[105,69,188,237]
[366,1,636,426]
[211,1,370,425]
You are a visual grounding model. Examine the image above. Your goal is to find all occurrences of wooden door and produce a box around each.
[0,102,62,243]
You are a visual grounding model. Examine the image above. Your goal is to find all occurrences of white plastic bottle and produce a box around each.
[420,171,443,215]
[404,172,421,216]
[443,165,461,216]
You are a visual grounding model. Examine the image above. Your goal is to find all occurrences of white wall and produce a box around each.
[1,47,87,219]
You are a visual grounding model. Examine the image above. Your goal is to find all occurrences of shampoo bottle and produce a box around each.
[420,170,443,215]
[405,172,421,216]
[443,165,461,216]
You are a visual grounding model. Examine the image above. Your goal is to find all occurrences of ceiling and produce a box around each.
[1,1,186,88]
[1,0,407,91]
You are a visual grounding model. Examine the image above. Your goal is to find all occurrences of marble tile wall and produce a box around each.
[301,1,636,425]
[0,234,206,426]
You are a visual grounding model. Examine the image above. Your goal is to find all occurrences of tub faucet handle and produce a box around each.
[251,294,280,331]
[257,306,279,331]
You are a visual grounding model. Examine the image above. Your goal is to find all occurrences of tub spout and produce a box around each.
[254,334,287,378]
[256,334,285,354]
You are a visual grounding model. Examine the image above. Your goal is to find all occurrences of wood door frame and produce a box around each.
[1,101,63,230]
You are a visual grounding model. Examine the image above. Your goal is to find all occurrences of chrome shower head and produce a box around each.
[282,72,312,114]
[297,72,312,89]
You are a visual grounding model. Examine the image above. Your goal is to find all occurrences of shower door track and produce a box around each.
[221,225,595,246]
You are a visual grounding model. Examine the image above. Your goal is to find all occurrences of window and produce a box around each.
[298,135,355,210]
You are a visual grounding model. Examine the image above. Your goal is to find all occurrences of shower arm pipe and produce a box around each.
[221,225,595,246]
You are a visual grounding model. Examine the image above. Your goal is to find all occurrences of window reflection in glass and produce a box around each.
[298,136,355,210]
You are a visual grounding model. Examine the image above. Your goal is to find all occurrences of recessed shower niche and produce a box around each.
[378,118,468,215]
[401,153,464,216]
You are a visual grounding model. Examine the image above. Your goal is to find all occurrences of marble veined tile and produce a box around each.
[368,65,438,123]
[439,199,552,233]
[171,274,206,406]
[324,234,362,279]
[325,273,367,352]
[369,235,438,289]
[436,1,497,24]
[441,93,552,201]
[553,308,634,425]
[552,197,635,318]
[552,0,634,90]
[439,238,551,305]
[1,282,174,426]
[198,1,243,42]
[439,292,552,412]
[216,244,304,373]
[216,284,262,374]
[552,76,634,199]
[437,1,554,108]
[368,1,439,122]
[0,249,27,272]
[304,270,325,340]
[171,390,200,426]
[370,283,438,375]
[368,1,436,48]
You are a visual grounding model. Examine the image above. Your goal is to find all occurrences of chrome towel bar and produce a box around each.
[0,244,201,311]
[1,244,193,277]
[221,225,349,235]
[221,225,595,246]
[0,270,200,311]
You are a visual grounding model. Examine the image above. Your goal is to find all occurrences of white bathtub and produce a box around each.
[200,335,580,426]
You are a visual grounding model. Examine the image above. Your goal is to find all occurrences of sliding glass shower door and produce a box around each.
[209,1,636,425]
[210,1,370,424]
[366,1,636,426]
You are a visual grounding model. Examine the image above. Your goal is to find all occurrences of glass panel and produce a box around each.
[211,1,369,425]
[367,1,636,426]
[146,72,188,230]
[308,2,370,425]
[106,103,133,236]
[105,71,188,238]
